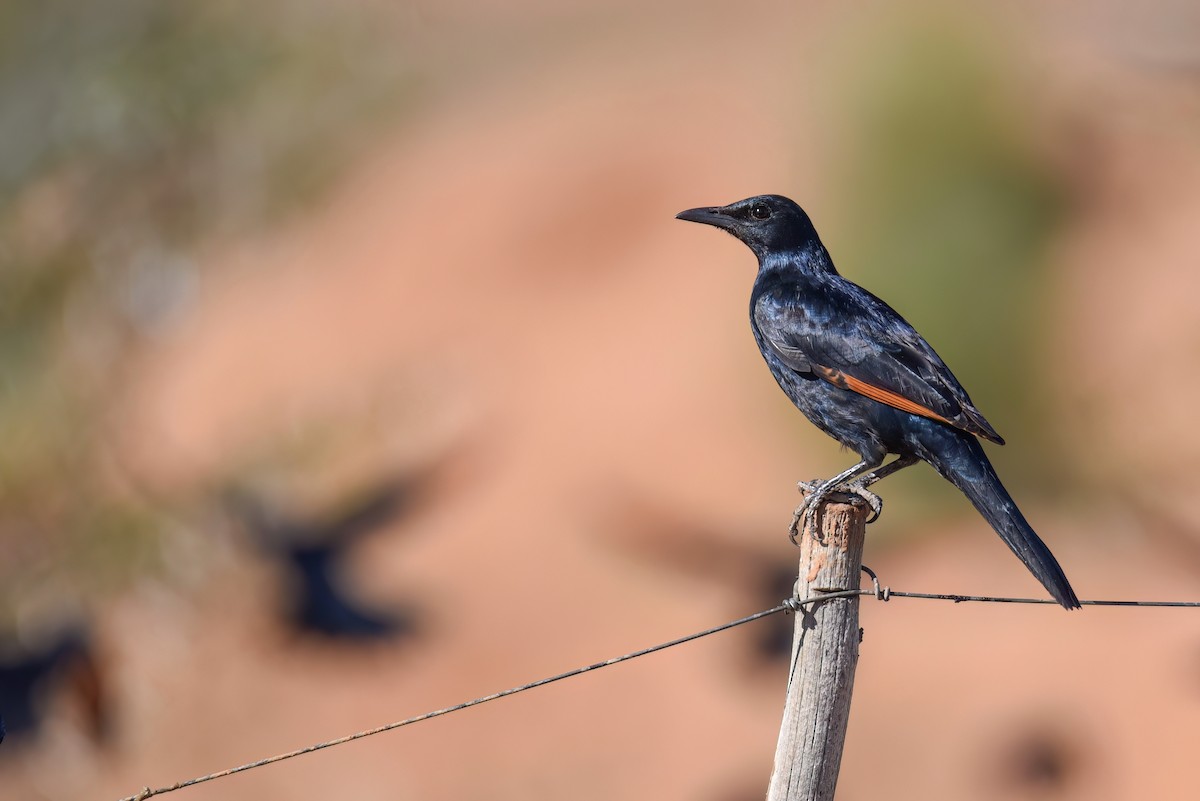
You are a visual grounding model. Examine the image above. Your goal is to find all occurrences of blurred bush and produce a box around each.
[0,0,417,626]
[818,11,1068,515]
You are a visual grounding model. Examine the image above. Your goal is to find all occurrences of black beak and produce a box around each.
[675,205,735,230]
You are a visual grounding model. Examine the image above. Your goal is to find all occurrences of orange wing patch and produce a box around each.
[812,364,958,428]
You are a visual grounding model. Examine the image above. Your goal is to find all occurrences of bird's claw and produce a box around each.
[789,479,829,545]
[787,505,811,545]
[842,482,883,524]
[787,504,806,545]
[795,479,823,494]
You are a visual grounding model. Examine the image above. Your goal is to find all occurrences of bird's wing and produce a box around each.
[753,286,1005,444]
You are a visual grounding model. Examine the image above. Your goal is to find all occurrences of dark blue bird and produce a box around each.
[0,625,110,746]
[677,194,1079,609]
[228,482,417,640]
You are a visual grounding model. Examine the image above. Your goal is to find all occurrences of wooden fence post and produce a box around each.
[765,492,869,801]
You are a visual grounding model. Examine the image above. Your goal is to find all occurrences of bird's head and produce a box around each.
[675,194,820,261]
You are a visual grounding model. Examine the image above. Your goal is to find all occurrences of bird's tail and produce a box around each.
[920,434,1081,610]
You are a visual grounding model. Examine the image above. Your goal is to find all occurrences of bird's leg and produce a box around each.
[839,455,918,524]
[789,459,880,544]
[851,454,918,489]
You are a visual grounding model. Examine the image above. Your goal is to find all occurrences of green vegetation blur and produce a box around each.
[0,0,416,625]
[818,13,1068,522]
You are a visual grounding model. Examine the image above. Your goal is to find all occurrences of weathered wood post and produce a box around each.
[766,492,869,801]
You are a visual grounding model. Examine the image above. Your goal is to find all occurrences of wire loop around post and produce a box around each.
[860,565,890,601]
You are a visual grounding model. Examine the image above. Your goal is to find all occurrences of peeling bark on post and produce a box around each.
[766,492,868,801]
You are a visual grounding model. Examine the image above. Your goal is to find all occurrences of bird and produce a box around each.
[0,625,111,746]
[227,481,418,640]
[676,194,1080,609]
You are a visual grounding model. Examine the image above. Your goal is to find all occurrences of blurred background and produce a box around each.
[2,0,1199,798]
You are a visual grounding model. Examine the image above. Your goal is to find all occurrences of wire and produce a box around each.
[117,585,1199,801]
[854,567,1200,607]
[117,601,798,801]
[884,591,1200,607]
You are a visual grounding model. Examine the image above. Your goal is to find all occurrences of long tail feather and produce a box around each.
[921,435,1080,609]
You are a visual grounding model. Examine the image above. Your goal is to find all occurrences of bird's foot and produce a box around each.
[839,482,883,524]
[789,478,883,544]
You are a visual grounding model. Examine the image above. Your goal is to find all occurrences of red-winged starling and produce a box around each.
[677,194,1080,609]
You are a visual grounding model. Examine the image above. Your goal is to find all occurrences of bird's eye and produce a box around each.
[750,203,771,220]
